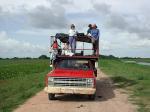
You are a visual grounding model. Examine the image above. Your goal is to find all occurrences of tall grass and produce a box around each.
[99,59,150,112]
[0,59,50,112]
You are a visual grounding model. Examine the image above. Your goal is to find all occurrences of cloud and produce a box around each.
[0,0,70,30]
[0,6,26,32]
[93,3,111,15]
[107,14,150,39]
[100,40,112,51]
[0,31,47,57]
[107,14,127,30]
[127,36,150,48]
[48,0,73,5]
[0,6,2,13]
[132,39,150,48]
[92,2,150,39]
[26,1,70,29]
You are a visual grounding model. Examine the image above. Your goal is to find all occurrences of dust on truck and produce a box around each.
[44,33,99,100]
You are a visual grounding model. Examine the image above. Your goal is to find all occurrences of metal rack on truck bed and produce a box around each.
[50,33,99,61]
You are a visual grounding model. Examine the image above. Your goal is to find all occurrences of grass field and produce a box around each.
[100,59,150,112]
[0,58,150,112]
[0,59,50,112]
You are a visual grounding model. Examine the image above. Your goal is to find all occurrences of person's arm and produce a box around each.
[98,29,100,37]
[75,30,78,36]
[76,30,78,34]
[49,46,53,53]
[51,43,54,47]
[87,29,90,35]
[87,29,88,35]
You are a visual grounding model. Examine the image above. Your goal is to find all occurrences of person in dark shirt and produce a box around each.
[90,24,100,55]
[87,24,92,35]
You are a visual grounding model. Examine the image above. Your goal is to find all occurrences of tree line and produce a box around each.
[0,55,148,60]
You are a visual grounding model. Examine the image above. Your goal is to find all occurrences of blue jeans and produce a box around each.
[69,36,76,53]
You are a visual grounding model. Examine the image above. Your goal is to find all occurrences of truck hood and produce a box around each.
[47,68,94,78]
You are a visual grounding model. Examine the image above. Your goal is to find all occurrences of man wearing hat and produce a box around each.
[90,24,99,55]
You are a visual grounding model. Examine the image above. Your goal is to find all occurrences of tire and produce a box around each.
[48,93,55,100]
[88,93,96,100]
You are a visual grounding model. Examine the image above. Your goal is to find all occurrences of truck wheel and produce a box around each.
[48,93,55,100]
[88,94,96,100]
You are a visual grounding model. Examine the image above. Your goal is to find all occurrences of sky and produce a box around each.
[0,0,150,58]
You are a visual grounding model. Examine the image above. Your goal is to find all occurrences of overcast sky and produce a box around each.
[0,0,150,58]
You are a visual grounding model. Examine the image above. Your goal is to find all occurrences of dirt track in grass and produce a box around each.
[14,69,136,112]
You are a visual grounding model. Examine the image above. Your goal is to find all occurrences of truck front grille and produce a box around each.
[48,77,93,88]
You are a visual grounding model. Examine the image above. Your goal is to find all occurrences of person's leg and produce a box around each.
[93,42,96,55]
[95,40,99,55]
[50,52,53,65]
[91,38,96,55]
[69,36,73,53]
[72,37,76,53]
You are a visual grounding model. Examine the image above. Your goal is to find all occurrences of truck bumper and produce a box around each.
[44,86,96,95]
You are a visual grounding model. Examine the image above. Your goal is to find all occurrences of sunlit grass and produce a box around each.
[99,59,150,112]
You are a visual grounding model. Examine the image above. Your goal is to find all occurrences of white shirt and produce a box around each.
[69,29,77,36]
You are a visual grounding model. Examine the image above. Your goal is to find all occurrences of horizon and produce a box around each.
[0,54,150,59]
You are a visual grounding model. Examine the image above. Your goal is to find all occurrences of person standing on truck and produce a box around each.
[68,24,78,54]
[90,24,99,55]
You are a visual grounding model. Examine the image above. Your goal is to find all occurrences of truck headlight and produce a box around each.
[48,77,54,86]
[87,78,93,83]
[86,78,94,87]
[48,77,54,82]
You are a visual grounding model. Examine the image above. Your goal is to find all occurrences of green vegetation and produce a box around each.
[0,59,50,112]
[0,57,149,112]
[100,59,150,112]
[38,55,49,59]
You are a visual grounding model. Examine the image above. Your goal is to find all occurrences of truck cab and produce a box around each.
[44,33,99,100]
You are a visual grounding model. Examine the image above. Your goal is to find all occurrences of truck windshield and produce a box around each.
[57,60,91,70]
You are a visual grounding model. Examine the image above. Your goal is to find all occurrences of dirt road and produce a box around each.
[14,69,136,112]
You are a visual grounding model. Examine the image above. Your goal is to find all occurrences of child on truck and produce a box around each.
[49,38,60,67]
[62,42,74,56]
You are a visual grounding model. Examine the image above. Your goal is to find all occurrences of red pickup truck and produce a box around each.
[45,34,99,100]
[44,59,97,100]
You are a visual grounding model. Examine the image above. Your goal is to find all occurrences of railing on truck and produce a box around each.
[50,33,99,60]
